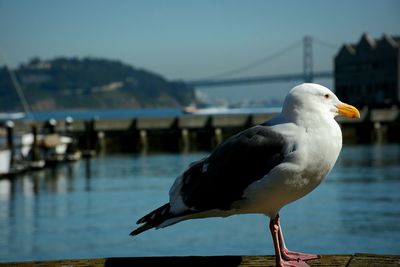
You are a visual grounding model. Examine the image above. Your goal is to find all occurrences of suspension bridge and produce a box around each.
[184,36,337,88]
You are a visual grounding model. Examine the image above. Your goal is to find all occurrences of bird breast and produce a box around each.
[301,121,342,184]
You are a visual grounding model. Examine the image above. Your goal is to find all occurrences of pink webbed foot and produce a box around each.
[281,248,320,261]
[269,214,319,267]
[277,258,311,267]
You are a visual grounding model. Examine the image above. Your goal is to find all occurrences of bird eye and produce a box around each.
[324,94,330,99]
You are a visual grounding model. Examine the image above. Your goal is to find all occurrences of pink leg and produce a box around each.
[269,216,310,267]
[275,214,320,261]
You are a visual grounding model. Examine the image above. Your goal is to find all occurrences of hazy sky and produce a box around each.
[1,0,399,102]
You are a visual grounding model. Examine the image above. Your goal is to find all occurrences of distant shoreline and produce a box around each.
[0,106,282,121]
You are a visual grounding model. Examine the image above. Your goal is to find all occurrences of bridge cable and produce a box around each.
[200,39,302,80]
[313,38,339,50]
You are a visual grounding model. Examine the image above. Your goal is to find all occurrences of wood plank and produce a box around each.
[348,253,400,267]
[1,254,399,267]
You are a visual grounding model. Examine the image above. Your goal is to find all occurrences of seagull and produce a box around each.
[130,83,360,267]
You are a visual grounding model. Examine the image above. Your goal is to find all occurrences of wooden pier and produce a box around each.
[1,254,399,267]
[5,106,400,154]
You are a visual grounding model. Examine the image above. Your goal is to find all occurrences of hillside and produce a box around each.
[0,57,195,111]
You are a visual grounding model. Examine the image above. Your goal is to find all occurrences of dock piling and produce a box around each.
[180,128,190,152]
[5,120,14,166]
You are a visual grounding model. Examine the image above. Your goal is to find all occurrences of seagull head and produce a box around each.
[282,83,360,122]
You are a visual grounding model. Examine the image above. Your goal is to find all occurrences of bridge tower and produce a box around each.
[303,36,313,83]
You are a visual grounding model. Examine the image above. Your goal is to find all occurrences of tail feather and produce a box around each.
[130,203,173,236]
[130,203,202,236]
[131,204,231,236]
[129,223,153,236]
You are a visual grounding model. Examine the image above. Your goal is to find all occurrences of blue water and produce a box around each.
[0,144,400,262]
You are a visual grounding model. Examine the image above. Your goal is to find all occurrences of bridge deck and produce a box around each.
[185,70,333,87]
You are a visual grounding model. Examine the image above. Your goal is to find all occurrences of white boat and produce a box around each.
[182,104,230,115]
[0,149,11,175]
[182,105,282,115]
[40,134,81,163]
[12,132,34,159]
[0,112,26,120]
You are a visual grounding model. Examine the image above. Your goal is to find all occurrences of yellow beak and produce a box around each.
[336,102,360,119]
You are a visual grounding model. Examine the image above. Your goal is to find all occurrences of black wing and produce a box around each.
[180,125,286,211]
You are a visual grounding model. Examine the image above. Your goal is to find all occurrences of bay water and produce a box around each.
[0,144,399,261]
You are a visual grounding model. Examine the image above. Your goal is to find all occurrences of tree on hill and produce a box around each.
[0,57,195,111]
